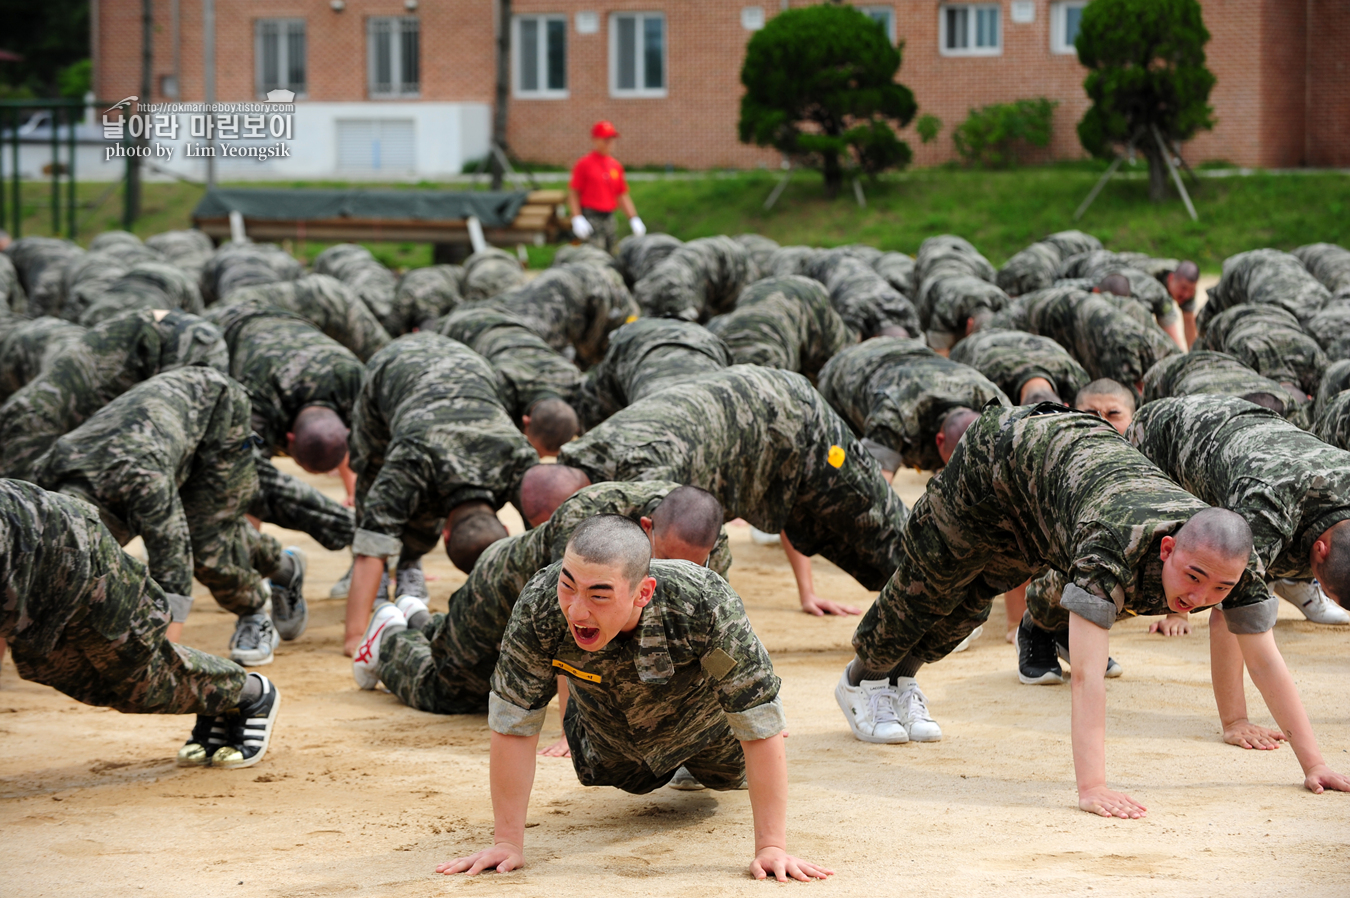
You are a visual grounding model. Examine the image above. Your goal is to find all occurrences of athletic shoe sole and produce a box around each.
[273,547,309,641]
[833,674,909,744]
[212,690,281,770]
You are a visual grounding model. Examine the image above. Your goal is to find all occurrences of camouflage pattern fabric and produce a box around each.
[706,275,854,380]
[918,274,1011,350]
[0,252,25,315]
[311,243,400,335]
[633,236,758,322]
[31,367,279,617]
[80,261,205,326]
[615,233,682,289]
[0,317,86,403]
[1194,304,1327,395]
[1142,350,1312,429]
[734,234,780,274]
[554,243,619,272]
[575,318,732,428]
[762,245,818,279]
[59,251,140,323]
[1054,249,1179,325]
[7,237,85,318]
[817,338,1009,472]
[1313,358,1350,422]
[580,210,618,252]
[996,230,1103,297]
[852,403,1273,669]
[199,242,303,306]
[1294,243,1350,298]
[88,230,143,253]
[1303,303,1350,362]
[222,274,392,362]
[949,328,1091,403]
[872,252,916,299]
[806,249,921,340]
[488,559,785,793]
[0,479,248,715]
[1198,249,1330,335]
[249,455,355,551]
[558,365,909,590]
[395,264,465,332]
[914,235,998,330]
[379,480,732,714]
[0,309,228,480]
[145,229,215,281]
[438,305,582,423]
[1312,359,1350,450]
[1022,285,1178,389]
[461,248,527,303]
[350,333,538,562]
[492,262,639,368]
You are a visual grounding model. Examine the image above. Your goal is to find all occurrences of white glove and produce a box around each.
[571,215,594,239]
[629,215,647,238]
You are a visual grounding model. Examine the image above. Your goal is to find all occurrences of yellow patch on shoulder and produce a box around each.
[827,445,847,468]
[625,314,639,324]
[552,659,601,683]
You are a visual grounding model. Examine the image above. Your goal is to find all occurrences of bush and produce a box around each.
[916,114,942,145]
[952,98,1057,168]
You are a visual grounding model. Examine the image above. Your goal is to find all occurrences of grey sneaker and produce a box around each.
[229,613,280,666]
[395,560,429,600]
[329,560,353,599]
[667,766,706,791]
[270,546,308,641]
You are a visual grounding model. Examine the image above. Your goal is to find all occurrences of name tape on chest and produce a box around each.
[552,658,602,683]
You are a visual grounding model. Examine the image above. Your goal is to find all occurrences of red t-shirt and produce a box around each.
[570,152,628,213]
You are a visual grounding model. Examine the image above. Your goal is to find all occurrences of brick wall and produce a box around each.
[1307,0,1350,166]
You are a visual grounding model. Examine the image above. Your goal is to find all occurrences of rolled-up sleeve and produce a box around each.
[1218,574,1279,634]
[725,696,787,742]
[488,692,549,737]
[1060,582,1119,630]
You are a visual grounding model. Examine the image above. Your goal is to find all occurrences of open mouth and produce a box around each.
[572,624,601,646]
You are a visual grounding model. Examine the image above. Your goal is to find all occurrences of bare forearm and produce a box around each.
[1182,310,1197,348]
[1164,318,1186,350]
[567,189,582,218]
[491,732,540,848]
[1208,608,1251,727]
[1237,632,1325,772]
[1069,615,1110,792]
[742,734,789,854]
[781,532,815,600]
[338,453,357,504]
[344,554,387,653]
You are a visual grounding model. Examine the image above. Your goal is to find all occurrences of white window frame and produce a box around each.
[859,6,897,44]
[254,18,307,98]
[939,4,1003,57]
[514,14,569,98]
[1051,1,1088,55]
[609,12,667,98]
[367,16,420,98]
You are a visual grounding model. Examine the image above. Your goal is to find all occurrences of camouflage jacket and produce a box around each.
[1054,250,1179,324]
[1194,304,1327,395]
[199,242,303,306]
[616,233,683,289]
[224,274,392,362]
[1199,249,1330,334]
[1141,350,1311,428]
[0,252,26,314]
[0,317,86,402]
[461,248,527,303]
[438,305,582,421]
[996,230,1102,297]
[395,265,465,331]
[492,262,639,368]
[706,275,853,380]
[914,235,997,329]
[806,250,921,340]
[1294,243,1350,298]
[633,236,758,322]
[1023,285,1178,388]
[6,237,83,317]
[80,261,204,327]
[311,243,399,334]
[949,328,1091,404]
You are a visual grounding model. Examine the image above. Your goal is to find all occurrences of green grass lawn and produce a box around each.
[8,163,1347,273]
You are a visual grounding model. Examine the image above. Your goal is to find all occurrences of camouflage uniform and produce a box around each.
[350,333,538,565]
[492,262,639,368]
[461,248,527,303]
[579,210,618,252]
[1142,351,1312,429]
[490,559,785,794]
[734,233,780,273]
[1294,243,1350,299]
[199,242,303,306]
[311,243,401,335]
[60,242,163,322]
[1312,359,1350,450]
[575,318,732,428]
[0,479,248,715]
[1194,304,1327,395]
[995,230,1102,297]
[438,305,582,425]
[873,252,916,299]
[394,265,465,331]
[1303,303,1350,363]
[913,235,998,332]
[1054,249,1180,327]
[6,236,83,317]
[145,229,215,281]
[222,274,392,362]
[554,243,620,272]
[918,275,1011,351]
[0,309,228,481]
[80,261,205,327]
[558,365,909,590]
[616,233,683,290]
[379,480,732,714]
[949,328,1091,404]
[0,317,86,403]
[31,368,280,621]
[0,252,25,315]
[1198,249,1330,335]
[633,236,758,322]
[1022,285,1178,389]
[762,245,817,279]
[706,275,854,380]
[853,404,1274,672]
[806,249,922,341]
[206,297,361,552]
[817,338,1009,472]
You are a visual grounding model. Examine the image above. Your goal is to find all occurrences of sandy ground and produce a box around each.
[5,451,1350,898]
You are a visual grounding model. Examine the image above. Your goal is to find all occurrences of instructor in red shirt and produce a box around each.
[569,120,645,253]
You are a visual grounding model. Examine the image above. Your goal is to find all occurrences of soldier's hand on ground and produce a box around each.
[537,734,572,758]
[1303,764,1350,795]
[1148,613,1191,636]
[749,847,834,882]
[799,593,862,616]
[1223,720,1287,750]
[437,842,524,875]
[1078,785,1147,819]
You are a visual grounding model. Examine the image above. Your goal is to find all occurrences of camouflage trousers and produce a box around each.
[582,209,618,254]
[564,699,747,794]
[1026,569,1071,632]
[252,457,356,551]
[8,566,248,715]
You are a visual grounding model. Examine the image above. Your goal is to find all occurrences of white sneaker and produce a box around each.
[667,766,706,791]
[1272,579,1350,625]
[394,594,429,623]
[834,669,908,744]
[893,677,942,742]
[749,526,783,547]
[351,604,407,690]
[949,625,983,653]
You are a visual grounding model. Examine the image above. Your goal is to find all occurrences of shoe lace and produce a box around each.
[895,684,931,722]
[398,566,426,593]
[866,686,902,727]
[234,617,263,649]
[1029,628,1059,669]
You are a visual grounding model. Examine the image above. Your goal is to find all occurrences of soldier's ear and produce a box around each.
[639,516,654,535]
[633,576,657,608]
[1159,535,1176,563]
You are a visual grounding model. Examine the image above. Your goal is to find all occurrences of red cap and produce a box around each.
[591,120,619,139]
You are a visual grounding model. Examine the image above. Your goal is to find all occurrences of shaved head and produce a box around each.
[520,464,592,527]
[1095,274,1132,298]
[567,514,652,588]
[1075,378,1136,413]
[290,405,350,473]
[524,397,581,456]
[1313,520,1350,605]
[1175,508,1253,562]
[650,486,723,553]
[936,407,980,465]
[446,510,508,572]
[1239,391,1287,415]
[1174,260,1199,283]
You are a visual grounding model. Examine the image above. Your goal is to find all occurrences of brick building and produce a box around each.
[90,0,1350,179]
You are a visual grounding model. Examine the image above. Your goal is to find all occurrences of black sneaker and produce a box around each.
[1054,634,1123,678]
[176,713,228,767]
[270,546,308,641]
[211,674,281,769]
[1017,617,1065,685]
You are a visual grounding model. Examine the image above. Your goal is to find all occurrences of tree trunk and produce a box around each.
[127,0,153,225]
[490,0,512,190]
[821,150,842,198]
[1144,145,1169,203]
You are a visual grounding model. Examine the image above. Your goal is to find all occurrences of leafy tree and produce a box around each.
[1075,0,1216,202]
[739,3,916,197]
[953,98,1057,169]
[0,0,90,96]
[916,114,942,145]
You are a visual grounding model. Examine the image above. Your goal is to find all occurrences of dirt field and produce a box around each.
[4,455,1349,898]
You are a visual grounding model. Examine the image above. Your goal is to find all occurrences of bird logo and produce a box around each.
[104,96,139,114]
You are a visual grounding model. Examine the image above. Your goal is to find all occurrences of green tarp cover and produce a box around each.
[192,188,532,229]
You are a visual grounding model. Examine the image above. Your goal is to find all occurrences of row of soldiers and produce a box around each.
[2,225,1349,878]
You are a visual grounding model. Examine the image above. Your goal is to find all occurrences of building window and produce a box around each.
[337,119,416,173]
[1051,2,1088,54]
[515,15,568,97]
[741,7,765,31]
[255,19,306,96]
[860,6,896,43]
[610,12,666,97]
[368,17,420,97]
[940,4,1001,56]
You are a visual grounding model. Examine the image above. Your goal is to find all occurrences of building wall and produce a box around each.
[1307,0,1350,167]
